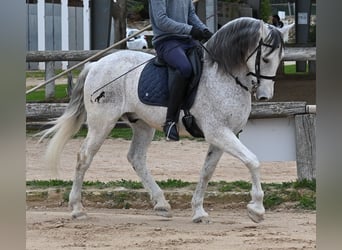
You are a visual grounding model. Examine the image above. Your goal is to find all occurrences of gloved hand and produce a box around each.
[190,27,213,41]
[203,29,213,40]
[190,27,205,40]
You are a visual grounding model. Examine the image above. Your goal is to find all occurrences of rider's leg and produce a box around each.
[155,39,193,141]
[163,69,188,141]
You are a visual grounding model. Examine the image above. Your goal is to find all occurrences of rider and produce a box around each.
[272,14,284,28]
[148,0,213,141]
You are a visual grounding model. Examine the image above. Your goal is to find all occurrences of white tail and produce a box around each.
[38,64,92,176]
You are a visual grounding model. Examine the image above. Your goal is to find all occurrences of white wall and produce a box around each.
[239,117,296,161]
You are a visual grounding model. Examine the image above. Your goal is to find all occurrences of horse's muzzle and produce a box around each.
[255,85,274,101]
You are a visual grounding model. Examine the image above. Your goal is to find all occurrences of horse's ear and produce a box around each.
[278,23,295,42]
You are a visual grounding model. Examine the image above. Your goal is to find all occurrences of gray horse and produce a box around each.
[40,17,292,223]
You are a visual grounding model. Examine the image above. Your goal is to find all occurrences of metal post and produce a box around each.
[295,0,311,72]
[247,0,260,18]
[90,0,112,49]
[197,0,217,33]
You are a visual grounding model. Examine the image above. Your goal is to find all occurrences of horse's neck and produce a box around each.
[202,62,251,93]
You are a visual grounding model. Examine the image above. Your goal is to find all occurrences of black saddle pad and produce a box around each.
[138,45,203,109]
[138,60,169,107]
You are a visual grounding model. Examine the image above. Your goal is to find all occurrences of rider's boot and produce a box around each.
[163,70,189,141]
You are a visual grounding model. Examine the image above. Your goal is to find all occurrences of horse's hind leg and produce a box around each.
[127,119,172,217]
[69,120,116,219]
[192,144,223,223]
[206,129,265,223]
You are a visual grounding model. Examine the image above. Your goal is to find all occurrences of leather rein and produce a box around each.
[200,38,277,93]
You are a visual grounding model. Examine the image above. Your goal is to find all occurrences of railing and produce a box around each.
[25,47,317,181]
[26,47,316,62]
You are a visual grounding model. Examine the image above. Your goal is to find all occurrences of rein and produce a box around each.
[246,38,277,88]
[200,38,277,93]
[199,42,250,92]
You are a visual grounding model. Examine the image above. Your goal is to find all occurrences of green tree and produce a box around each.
[260,0,272,22]
[127,0,149,20]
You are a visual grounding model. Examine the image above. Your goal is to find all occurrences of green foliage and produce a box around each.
[157,179,191,189]
[83,179,144,189]
[62,190,70,202]
[114,179,144,189]
[260,0,272,22]
[127,0,144,12]
[297,194,316,210]
[217,180,252,192]
[27,179,73,187]
[263,193,284,208]
[293,179,316,191]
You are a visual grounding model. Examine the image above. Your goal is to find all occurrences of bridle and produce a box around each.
[200,37,279,93]
[245,38,278,92]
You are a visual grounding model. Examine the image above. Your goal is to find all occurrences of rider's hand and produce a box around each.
[190,27,213,42]
[202,29,213,42]
[203,29,213,39]
[190,27,205,40]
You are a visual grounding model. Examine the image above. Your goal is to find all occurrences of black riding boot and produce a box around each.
[163,69,189,141]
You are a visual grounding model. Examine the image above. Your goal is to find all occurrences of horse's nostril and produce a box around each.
[258,96,269,101]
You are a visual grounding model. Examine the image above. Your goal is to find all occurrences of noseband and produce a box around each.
[246,39,277,91]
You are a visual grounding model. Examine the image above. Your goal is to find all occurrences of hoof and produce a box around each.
[154,206,172,218]
[192,210,210,224]
[192,215,211,224]
[247,203,265,223]
[71,211,87,219]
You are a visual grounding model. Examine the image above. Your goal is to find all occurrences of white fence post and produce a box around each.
[61,0,69,70]
[37,0,45,70]
[83,0,90,50]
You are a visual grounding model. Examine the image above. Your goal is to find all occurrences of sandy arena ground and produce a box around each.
[26,138,316,249]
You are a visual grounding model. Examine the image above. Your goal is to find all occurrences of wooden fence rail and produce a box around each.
[26,47,316,98]
[26,101,308,121]
[26,47,316,62]
[26,47,317,181]
[26,101,316,181]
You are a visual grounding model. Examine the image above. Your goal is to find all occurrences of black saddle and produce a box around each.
[138,45,204,138]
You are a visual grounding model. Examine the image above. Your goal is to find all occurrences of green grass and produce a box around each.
[26,84,70,102]
[283,64,310,74]
[27,179,316,210]
[26,69,81,78]
[26,69,81,102]
[214,180,252,192]
[157,179,191,189]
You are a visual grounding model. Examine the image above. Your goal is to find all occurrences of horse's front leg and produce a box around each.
[206,129,265,223]
[192,145,223,223]
[128,120,172,218]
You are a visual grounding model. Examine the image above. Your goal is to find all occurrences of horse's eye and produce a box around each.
[262,58,269,63]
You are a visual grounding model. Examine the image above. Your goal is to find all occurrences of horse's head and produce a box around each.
[245,21,294,101]
[205,18,294,101]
